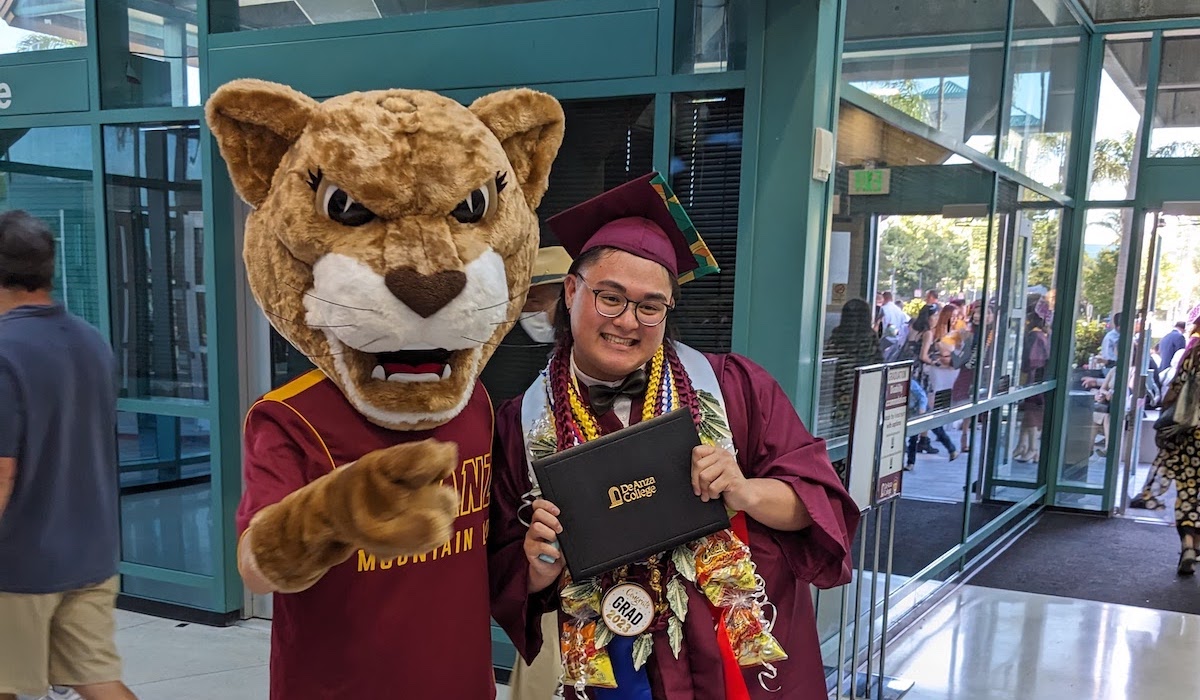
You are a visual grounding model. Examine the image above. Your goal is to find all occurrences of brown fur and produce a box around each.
[246,439,460,592]
[207,80,564,431]
[208,80,564,591]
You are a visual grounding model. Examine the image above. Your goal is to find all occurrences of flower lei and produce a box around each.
[529,340,787,695]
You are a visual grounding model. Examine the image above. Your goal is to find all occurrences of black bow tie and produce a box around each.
[588,369,647,415]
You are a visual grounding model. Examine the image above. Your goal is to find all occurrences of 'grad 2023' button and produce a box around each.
[601,583,654,637]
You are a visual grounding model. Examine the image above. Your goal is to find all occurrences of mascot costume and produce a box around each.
[205,79,564,698]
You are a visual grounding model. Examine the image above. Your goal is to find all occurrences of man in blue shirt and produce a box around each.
[0,211,137,700]
[1159,321,1187,374]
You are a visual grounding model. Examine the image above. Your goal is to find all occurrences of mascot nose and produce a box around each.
[384,267,468,318]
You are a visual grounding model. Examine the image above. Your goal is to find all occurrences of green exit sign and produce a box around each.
[849,168,891,195]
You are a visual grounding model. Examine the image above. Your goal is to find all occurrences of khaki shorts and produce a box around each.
[0,576,123,696]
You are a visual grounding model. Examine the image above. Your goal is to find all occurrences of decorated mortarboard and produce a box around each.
[546,172,720,284]
[530,245,573,286]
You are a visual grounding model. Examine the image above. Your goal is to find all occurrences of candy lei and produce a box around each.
[544,341,788,696]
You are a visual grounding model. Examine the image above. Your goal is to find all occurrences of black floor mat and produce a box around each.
[967,511,1200,614]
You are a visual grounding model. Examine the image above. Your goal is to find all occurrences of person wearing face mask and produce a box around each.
[487,173,859,700]
[479,246,572,404]
[503,245,572,699]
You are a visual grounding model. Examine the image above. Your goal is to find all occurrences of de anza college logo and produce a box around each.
[608,476,657,508]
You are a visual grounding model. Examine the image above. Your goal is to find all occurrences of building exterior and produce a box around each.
[2,0,1198,681]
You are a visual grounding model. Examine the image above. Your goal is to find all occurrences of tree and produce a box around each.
[877,80,931,124]
[1080,245,1118,321]
[878,216,971,297]
[1027,210,1060,292]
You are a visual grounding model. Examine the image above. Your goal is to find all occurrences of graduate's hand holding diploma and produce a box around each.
[525,498,566,592]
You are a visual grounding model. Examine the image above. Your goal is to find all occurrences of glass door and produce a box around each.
[1119,205,1200,518]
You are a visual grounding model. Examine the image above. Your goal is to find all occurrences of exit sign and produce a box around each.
[849,168,891,195]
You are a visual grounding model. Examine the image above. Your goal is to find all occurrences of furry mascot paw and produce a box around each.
[244,439,460,592]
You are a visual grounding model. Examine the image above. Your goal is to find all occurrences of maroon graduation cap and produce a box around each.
[546,172,720,283]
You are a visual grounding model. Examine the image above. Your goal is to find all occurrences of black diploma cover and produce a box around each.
[532,409,731,579]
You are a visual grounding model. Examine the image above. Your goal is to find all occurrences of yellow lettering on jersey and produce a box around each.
[358,551,376,572]
[481,453,493,509]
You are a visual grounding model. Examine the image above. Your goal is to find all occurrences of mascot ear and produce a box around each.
[469,89,565,210]
[206,79,319,208]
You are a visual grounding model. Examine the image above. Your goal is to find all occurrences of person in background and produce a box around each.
[824,298,884,435]
[1101,312,1122,368]
[1014,301,1051,463]
[879,291,909,347]
[502,244,573,700]
[917,304,961,461]
[0,211,137,700]
[1158,320,1188,386]
[480,245,573,403]
[1133,319,1200,576]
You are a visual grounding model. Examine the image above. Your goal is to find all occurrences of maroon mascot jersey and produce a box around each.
[236,371,496,699]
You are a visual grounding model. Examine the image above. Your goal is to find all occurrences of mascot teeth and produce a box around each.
[371,349,454,383]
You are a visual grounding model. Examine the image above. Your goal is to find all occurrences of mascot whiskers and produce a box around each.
[206,79,564,699]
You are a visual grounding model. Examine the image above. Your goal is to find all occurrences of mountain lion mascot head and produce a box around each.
[208,79,565,430]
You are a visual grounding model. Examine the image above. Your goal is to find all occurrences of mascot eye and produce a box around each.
[450,175,503,224]
[312,174,376,227]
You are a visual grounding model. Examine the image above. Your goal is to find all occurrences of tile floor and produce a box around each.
[17,584,1198,700]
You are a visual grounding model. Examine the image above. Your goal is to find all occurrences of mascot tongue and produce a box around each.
[377,350,451,375]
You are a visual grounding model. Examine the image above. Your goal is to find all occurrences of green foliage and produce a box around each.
[16,34,79,52]
[878,216,971,299]
[1080,245,1118,321]
[877,80,931,123]
[1074,318,1106,368]
[1027,210,1060,292]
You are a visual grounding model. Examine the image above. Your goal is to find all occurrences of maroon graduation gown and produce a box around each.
[488,351,860,700]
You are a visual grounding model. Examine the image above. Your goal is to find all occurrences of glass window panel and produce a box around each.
[818,101,996,438]
[1089,36,1151,200]
[0,126,98,325]
[1081,0,1200,23]
[0,0,86,54]
[105,122,207,402]
[1149,33,1200,158]
[1002,2,1082,190]
[674,0,746,74]
[988,194,1065,393]
[100,0,199,108]
[669,91,744,354]
[121,574,214,610]
[480,95,654,403]
[118,412,213,577]
[211,0,552,32]
[843,0,1009,157]
[1061,208,1131,491]
[1013,0,1080,27]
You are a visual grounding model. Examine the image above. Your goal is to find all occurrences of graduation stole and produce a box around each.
[520,340,787,695]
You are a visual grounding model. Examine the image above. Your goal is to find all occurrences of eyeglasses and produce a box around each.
[574,275,674,327]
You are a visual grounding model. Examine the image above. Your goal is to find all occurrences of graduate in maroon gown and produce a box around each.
[488,173,860,700]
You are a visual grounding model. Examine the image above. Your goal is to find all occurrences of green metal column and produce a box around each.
[1044,32,1104,507]
[733,0,843,421]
